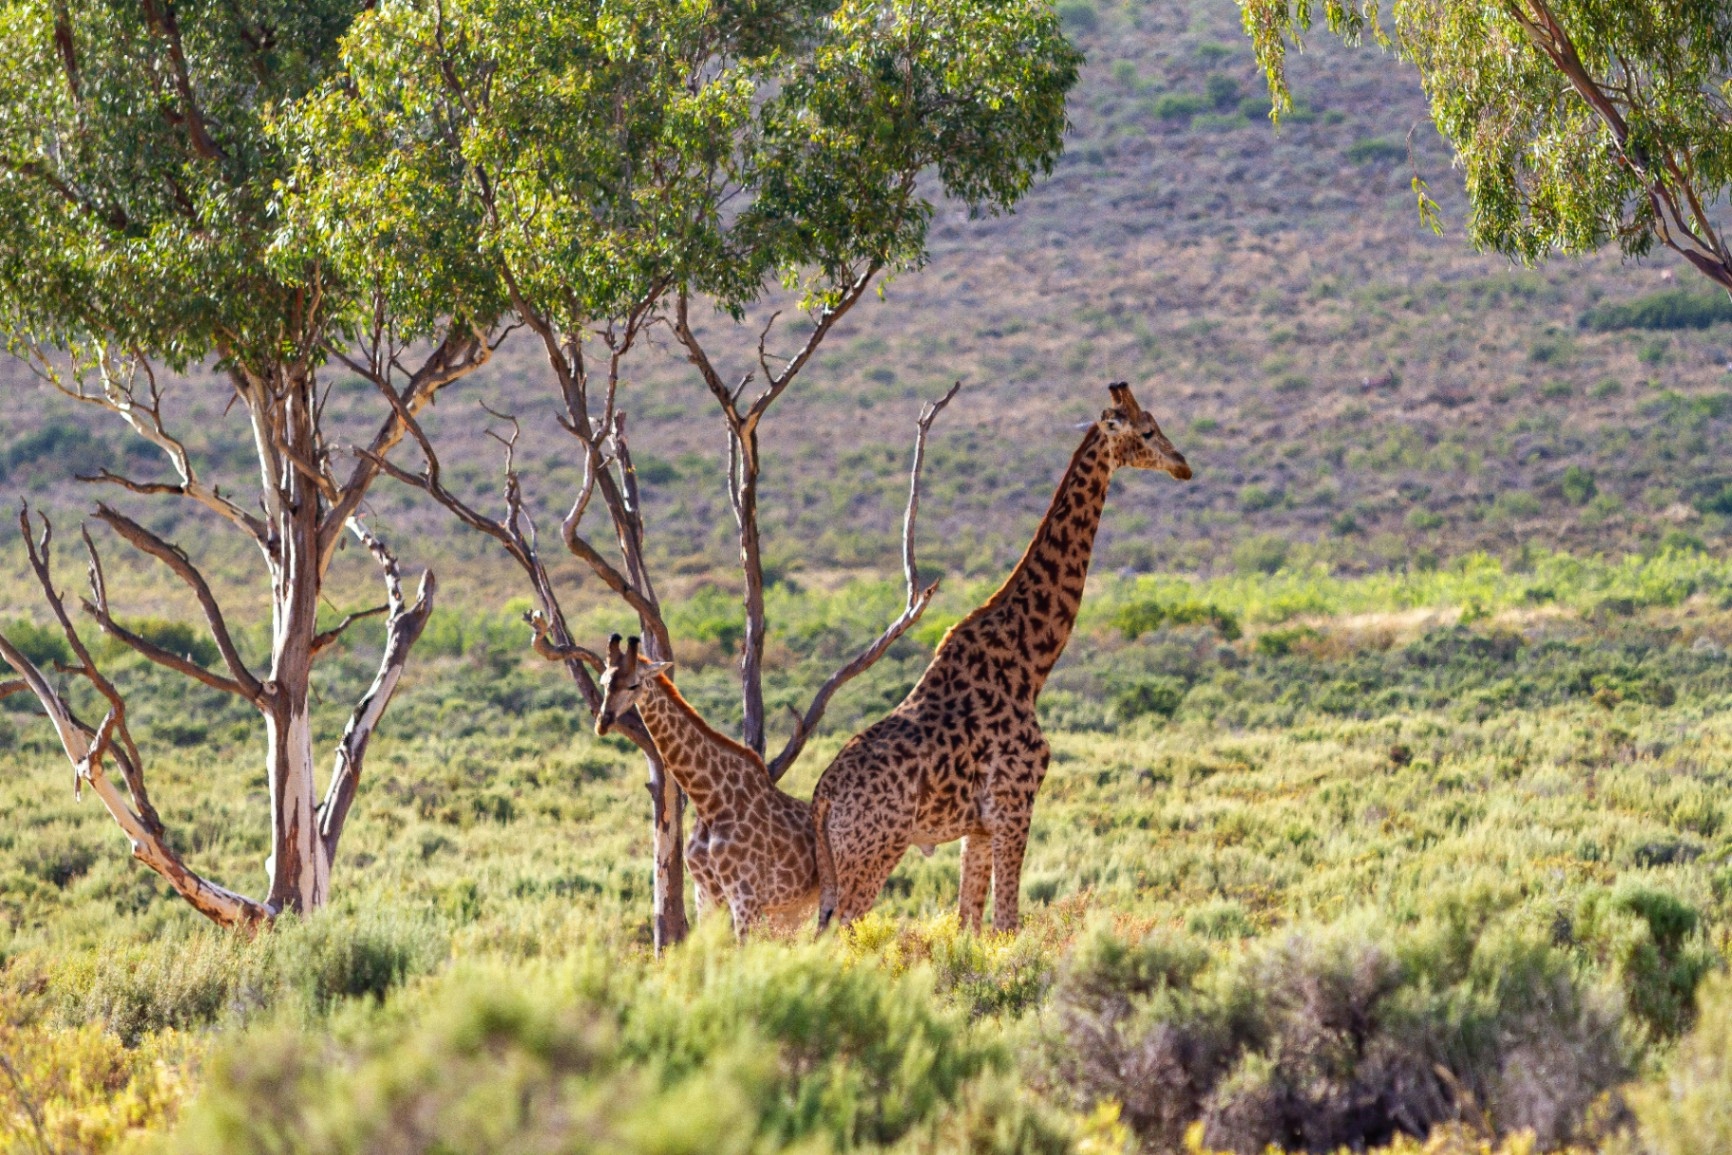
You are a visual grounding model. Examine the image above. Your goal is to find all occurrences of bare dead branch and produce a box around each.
[320,325,493,570]
[88,504,264,701]
[526,612,603,670]
[40,349,269,542]
[0,679,26,701]
[319,521,436,860]
[0,508,268,928]
[765,382,959,781]
[310,604,388,657]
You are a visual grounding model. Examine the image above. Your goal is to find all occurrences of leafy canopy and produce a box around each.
[0,0,365,371]
[1241,0,1732,290]
[292,0,1081,333]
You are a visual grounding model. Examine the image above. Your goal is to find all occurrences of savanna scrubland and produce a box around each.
[5,0,1732,1152]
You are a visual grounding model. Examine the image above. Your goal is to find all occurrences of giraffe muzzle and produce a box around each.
[595,711,616,736]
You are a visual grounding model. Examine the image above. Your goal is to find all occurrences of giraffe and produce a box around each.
[811,382,1191,933]
[596,634,818,936]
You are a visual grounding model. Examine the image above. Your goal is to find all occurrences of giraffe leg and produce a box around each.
[726,882,758,942]
[687,824,722,919]
[834,836,905,926]
[989,818,1031,933]
[958,833,992,931]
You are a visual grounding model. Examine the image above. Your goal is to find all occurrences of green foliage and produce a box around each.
[1113,596,1241,642]
[1573,882,1715,1042]
[1242,0,1732,286]
[1581,288,1732,332]
[104,618,220,669]
[1346,136,1406,165]
[1,617,70,667]
[1154,92,1210,121]
[1631,974,1732,1155]
[1560,465,1597,505]
[166,929,1070,1154]
[1232,534,1290,575]
[1204,72,1242,109]
[1112,676,1187,722]
[0,0,365,371]
[1056,1,1097,33]
[302,0,1081,333]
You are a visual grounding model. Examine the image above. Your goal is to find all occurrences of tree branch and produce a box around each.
[45,350,269,543]
[766,382,959,781]
[89,503,264,701]
[0,507,268,929]
[320,323,493,570]
[310,604,388,657]
[318,521,435,860]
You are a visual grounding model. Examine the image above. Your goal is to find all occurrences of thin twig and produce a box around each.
[766,382,960,780]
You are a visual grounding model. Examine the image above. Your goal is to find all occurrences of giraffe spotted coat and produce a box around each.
[812,382,1191,933]
[597,636,818,936]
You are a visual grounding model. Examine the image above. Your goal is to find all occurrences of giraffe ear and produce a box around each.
[640,659,674,681]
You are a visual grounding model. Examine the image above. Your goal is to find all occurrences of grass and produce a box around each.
[3,548,1732,1150]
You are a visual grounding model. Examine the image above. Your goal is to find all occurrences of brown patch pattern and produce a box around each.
[598,638,817,936]
[811,383,1189,932]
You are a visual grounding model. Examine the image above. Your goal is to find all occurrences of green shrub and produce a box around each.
[1561,465,1598,506]
[1347,136,1406,164]
[1631,974,1732,1155]
[168,930,1070,1154]
[1580,288,1732,331]
[1112,676,1187,722]
[1056,0,1096,32]
[1205,73,1241,109]
[1113,597,1240,641]
[1232,534,1289,575]
[270,910,442,1019]
[1574,883,1716,1041]
[1,618,71,667]
[103,618,220,668]
[1153,92,1208,121]
[1043,919,1628,1153]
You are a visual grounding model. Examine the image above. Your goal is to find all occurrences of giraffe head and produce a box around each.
[1098,382,1191,479]
[596,634,673,736]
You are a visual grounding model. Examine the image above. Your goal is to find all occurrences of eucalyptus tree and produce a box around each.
[0,1,495,926]
[1242,0,1732,291]
[302,0,1078,946]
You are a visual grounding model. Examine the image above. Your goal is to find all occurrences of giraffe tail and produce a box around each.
[813,797,838,935]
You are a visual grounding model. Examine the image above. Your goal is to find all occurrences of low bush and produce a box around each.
[167,927,1074,1154]
[1580,288,1732,332]
[0,978,199,1153]
[1631,973,1732,1155]
[1042,918,1631,1153]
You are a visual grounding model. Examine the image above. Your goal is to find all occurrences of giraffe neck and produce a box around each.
[972,426,1114,690]
[631,674,766,816]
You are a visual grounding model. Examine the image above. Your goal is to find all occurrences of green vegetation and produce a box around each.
[5,551,1732,1151]
[1246,0,1732,294]
[1581,290,1732,333]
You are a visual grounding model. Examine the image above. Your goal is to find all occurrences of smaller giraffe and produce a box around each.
[596,635,818,935]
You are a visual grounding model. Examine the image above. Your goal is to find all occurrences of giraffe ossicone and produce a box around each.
[597,634,818,936]
[811,381,1191,933]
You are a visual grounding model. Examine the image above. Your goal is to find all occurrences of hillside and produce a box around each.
[4,0,1731,612]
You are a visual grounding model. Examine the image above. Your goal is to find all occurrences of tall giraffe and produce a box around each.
[812,382,1191,933]
[596,635,818,935]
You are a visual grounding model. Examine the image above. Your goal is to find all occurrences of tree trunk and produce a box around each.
[262,371,333,915]
[647,751,689,949]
